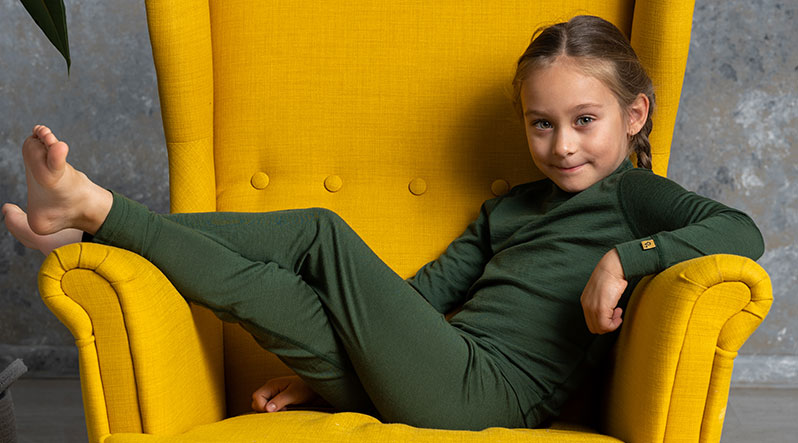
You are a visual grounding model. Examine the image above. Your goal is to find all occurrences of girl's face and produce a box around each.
[520,57,648,193]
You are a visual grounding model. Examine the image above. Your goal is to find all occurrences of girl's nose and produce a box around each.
[553,129,576,158]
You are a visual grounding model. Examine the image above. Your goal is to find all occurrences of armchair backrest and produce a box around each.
[145,0,695,431]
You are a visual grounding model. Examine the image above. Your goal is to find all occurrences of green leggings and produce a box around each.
[91,192,526,430]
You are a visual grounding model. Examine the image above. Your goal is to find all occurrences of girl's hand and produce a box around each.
[251,375,325,413]
[580,249,628,334]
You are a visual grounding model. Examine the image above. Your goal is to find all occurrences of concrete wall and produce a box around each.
[0,0,169,376]
[1,0,796,384]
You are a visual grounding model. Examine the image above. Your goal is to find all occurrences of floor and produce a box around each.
[6,379,798,442]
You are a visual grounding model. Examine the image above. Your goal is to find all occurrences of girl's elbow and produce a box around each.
[742,215,766,260]
[751,227,766,260]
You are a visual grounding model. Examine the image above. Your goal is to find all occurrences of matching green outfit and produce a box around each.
[87,159,764,430]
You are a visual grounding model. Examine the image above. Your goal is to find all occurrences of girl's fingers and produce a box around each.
[266,387,300,412]
[609,307,623,331]
[251,380,282,412]
[596,307,622,334]
[251,391,268,412]
[252,376,311,413]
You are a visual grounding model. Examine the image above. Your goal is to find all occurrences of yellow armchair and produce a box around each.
[37,1,772,442]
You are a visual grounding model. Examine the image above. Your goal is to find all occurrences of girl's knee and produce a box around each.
[308,208,349,232]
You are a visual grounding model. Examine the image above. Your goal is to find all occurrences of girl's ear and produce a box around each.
[626,93,650,136]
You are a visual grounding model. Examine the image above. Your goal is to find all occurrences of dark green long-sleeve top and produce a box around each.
[406,159,765,423]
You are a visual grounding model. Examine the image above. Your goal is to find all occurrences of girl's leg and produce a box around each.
[14,126,525,430]
[91,194,380,414]
[94,194,525,430]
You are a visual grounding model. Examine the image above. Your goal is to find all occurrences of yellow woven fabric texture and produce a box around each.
[663,281,750,440]
[104,411,622,443]
[144,0,215,213]
[63,269,143,435]
[700,348,737,442]
[604,254,772,442]
[38,253,115,442]
[631,0,696,176]
[39,244,227,438]
[204,0,641,279]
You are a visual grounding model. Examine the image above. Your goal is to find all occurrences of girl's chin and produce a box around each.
[552,176,600,193]
[557,183,588,193]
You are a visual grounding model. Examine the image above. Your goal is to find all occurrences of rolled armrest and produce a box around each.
[38,243,225,442]
[604,254,772,443]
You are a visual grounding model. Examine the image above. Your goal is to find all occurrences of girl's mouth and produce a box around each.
[556,164,584,173]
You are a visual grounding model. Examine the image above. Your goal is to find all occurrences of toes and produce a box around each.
[35,126,55,143]
[31,126,69,159]
[35,125,49,138]
[2,202,22,218]
[2,203,29,232]
[45,142,69,172]
[2,202,22,212]
[41,131,59,148]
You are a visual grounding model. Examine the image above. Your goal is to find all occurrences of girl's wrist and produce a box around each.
[603,248,626,280]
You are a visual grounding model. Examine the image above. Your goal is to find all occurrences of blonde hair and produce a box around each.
[512,15,655,169]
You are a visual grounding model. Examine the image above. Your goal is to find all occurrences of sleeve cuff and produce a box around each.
[615,235,663,279]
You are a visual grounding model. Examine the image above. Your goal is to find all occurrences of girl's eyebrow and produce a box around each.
[571,102,603,112]
[524,102,604,118]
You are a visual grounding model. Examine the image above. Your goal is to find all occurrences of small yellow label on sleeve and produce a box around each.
[641,239,656,250]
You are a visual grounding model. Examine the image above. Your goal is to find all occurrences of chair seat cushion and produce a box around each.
[105,410,622,442]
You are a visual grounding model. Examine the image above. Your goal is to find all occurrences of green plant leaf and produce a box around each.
[19,0,71,74]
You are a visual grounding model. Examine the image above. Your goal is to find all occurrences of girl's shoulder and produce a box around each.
[617,166,689,196]
[481,177,557,214]
[508,176,555,195]
[496,177,554,201]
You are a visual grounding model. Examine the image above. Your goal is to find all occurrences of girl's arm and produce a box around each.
[406,201,494,314]
[581,169,765,334]
[614,168,765,278]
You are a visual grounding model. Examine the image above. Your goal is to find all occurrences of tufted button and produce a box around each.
[324,175,343,193]
[491,179,510,196]
[409,178,427,196]
[251,172,270,190]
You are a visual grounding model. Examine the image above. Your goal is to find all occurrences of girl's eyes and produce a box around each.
[530,116,594,130]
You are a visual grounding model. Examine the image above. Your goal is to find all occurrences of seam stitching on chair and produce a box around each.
[670,280,753,441]
[100,270,145,434]
[665,283,711,441]
[62,261,144,435]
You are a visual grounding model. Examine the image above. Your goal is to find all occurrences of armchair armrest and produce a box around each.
[604,254,772,442]
[38,243,225,442]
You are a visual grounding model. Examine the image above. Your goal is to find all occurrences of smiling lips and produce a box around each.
[555,164,585,173]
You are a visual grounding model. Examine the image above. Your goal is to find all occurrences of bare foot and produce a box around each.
[22,125,112,235]
[2,203,83,255]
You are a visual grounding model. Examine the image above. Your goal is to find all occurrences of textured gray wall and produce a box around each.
[1,0,796,383]
[0,0,169,376]
[669,0,797,384]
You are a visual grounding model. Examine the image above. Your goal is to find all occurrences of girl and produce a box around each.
[2,16,763,431]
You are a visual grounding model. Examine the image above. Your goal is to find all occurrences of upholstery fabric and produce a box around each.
[104,411,624,443]
[33,0,774,441]
[604,255,772,441]
[39,243,771,442]
[145,1,699,421]
[39,244,225,441]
